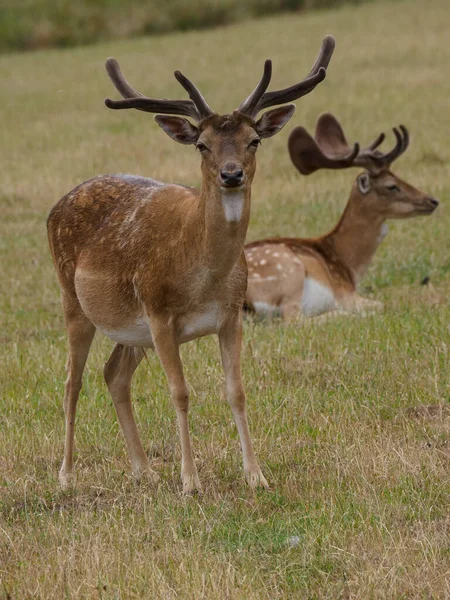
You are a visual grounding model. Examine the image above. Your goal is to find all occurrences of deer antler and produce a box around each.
[105,37,335,124]
[289,113,409,175]
[238,36,335,119]
[237,60,273,117]
[104,58,214,121]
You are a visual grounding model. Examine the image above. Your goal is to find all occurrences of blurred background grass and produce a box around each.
[1,0,372,52]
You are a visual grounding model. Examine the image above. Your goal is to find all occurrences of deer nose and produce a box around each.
[429,197,439,208]
[220,168,244,188]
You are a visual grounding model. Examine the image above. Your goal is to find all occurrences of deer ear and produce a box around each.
[155,115,199,145]
[254,105,296,139]
[357,173,371,195]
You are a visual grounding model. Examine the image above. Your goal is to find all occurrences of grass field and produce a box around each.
[1,0,449,598]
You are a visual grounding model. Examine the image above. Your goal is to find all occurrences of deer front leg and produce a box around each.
[148,313,201,494]
[219,313,268,489]
[342,294,384,315]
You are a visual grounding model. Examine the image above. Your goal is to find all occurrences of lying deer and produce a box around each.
[47,38,335,492]
[245,113,439,321]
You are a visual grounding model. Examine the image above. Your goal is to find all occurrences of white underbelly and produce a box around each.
[252,301,281,318]
[178,303,219,342]
[99,318,154,347]
[96,304,219,347]
[301,277,337,317]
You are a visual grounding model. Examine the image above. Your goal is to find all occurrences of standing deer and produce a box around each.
[47,37,335,493]
[245,113,439,321]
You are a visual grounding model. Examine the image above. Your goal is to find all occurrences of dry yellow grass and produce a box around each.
[1,0,449,598]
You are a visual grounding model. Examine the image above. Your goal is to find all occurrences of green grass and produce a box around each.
[1,0,450,598]
[0,0,371,52]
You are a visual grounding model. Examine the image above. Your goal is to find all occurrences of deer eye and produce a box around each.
[196,142,209,153]
[387,184,400,192]
[248,138,261,149]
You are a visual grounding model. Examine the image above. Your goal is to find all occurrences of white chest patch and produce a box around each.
[378,223,389,244]
[301,278,337,317]
[99,317,154,348]
[221,191,244,223]
[179,302,219,341]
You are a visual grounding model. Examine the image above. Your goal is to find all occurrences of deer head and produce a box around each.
[288,113,439,218]
[104,37,335,193]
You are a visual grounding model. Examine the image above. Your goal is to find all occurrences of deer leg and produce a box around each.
[59,298,96,489]
[104,344,159,483]
[279,265,305,323]
[148,314,200,494]
[280,299,303,323]
[353,295,384,314]
[340,294,384,314]
[219,313,268,489]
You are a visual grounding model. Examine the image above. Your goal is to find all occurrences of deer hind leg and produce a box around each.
[148,314,200,494]
[59,296,96,489]
[219,313,268,489]
[279,275,305,323]
[104,344,159,483]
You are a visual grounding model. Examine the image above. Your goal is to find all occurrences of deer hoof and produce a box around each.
[59,467,76,490]
[182,473,202,495]
[133,465,160,486]
[245,468,269,489]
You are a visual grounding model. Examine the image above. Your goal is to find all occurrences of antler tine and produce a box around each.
[238,60,273,117]
[106,57,144,99]
[254,35,335,114]
[305,34,336,78]
[174,70,214,120]
[104,57,204,121]
[104,97,201,120]
[399,125,409,153]
[368,132,385,151]
[376,126,406,167]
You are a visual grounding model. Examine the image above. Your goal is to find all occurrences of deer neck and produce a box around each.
[200,180,251,276]
[326,195,388,284]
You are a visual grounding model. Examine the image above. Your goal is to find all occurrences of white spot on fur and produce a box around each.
[260,259,267,266]
[301,278,337,317]
[273,252,280,257]
[276,263,283,271]
[221,191,244,223]
[250,275,277,283]
[265,249,271,254]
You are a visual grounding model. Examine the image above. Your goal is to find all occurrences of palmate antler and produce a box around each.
[289,113,410,175]
[104,36,335,122]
